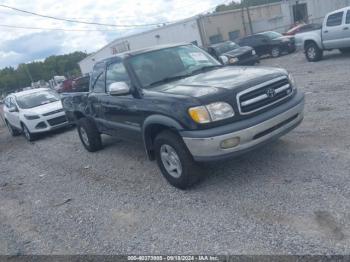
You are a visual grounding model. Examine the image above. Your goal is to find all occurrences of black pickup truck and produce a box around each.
[62,44,304,189]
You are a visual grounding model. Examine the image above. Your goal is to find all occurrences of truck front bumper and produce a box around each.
[181,92,304,162]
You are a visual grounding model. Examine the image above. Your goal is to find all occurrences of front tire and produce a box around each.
[271,47,281,58]
[305,42,323,62]
[77,118,102,152]
[22,123,35,141]
[154,130,201,189]
[5,120,21,136]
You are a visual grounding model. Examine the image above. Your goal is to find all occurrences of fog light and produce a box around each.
[35,122,47,129]
[220,137,240,149]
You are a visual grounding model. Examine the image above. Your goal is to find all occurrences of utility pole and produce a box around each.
[240,1,247,36]
[244,0,254,34]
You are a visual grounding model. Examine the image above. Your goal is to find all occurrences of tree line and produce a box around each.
[215,0,282,12]
[0,51,88,96]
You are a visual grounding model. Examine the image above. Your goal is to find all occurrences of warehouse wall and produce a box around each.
[197,3,284,46]
[281,0,350,25]
[79,18,202,74]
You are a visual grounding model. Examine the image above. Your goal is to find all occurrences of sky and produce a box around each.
[0,0,232,69]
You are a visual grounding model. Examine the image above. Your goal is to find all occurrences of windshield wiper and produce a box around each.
[189,65,223,75]
[146,65,222,88]
[147,74,191,87]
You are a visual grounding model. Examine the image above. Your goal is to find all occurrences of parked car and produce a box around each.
[295,6,350,62]
[207,41,259,65]
[238,31,296,58]
[3,88,68,141]
[71,75,90,92]
[62,43,304,189]
[284,23,322,36]
[55,79,74,93]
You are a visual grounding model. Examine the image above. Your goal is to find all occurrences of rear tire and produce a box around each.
[339,48,350,54]
[305,42,323,62]
[77,118,102,152]
[22,123,35,141]
[154,130,202,189]
[5,120,21,136]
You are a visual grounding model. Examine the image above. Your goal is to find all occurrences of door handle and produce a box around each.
[324,30,328,33]
[343,27,349,30]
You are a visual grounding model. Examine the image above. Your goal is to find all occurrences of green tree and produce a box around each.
[215,0,282,12]
[0,51,88,96]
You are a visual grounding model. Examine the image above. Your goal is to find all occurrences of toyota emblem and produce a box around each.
[266,88,276,98]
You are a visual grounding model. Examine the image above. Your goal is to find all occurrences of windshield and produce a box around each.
[16,90,60,109]
[260,31,283,39]
[128,45,220,88]
[214,42,240,55]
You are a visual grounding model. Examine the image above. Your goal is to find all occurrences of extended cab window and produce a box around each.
[326,12,344,26]
[106,62,130,91]
[346,10,350,24]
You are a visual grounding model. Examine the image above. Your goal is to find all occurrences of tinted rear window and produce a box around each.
[326,12,344,26]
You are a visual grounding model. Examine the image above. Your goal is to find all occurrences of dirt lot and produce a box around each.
[0,50,350,255]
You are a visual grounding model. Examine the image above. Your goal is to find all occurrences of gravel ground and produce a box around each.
[0,50,350,255]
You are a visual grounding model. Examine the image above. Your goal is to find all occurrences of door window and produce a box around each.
[92,71,106,93]
[346,10,350,24]
[106,62,130,91]
[10,98,16,108]
[326,12,344,27]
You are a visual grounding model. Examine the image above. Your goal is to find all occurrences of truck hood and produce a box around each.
[222,46,253,58]
[151,66,287,98]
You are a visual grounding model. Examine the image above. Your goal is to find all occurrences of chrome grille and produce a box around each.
[42,109,64,116]
[47,115,67,126]
[237,76,293,115]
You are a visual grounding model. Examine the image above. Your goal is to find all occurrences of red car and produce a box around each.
[56,79,74,93]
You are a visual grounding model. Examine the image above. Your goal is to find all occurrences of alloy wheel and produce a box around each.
[80,127,90,146]
[160,144,182,178]
[307,47,316,59]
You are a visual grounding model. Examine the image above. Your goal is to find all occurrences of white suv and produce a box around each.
[3,88,68,141]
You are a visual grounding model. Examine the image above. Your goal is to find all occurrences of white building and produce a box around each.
[79,17,202,74]
[79,0,350,75]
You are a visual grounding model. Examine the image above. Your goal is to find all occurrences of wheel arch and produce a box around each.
[142,115,184,160]
[304,39,321,50]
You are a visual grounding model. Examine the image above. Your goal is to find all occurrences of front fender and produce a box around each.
[142,115,184,160]
[299,31,322,50]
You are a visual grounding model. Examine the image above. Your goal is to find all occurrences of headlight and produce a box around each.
[252,49,256,55]
[24,114,40,120]
[288,73,296,88]
[229,57,238,64]
[219,55,229,64]
[189,102,234,123]
[188,106,210,124]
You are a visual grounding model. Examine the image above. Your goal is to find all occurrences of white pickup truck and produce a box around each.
[296,6,350,62]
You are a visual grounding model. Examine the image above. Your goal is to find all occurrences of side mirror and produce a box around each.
[219,56,229,65]
[108,82,130,96]
[8,106,18,113]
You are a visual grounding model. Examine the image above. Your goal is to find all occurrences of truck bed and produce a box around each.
[60,92,89,122]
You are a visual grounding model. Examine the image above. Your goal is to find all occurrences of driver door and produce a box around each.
[99,60,143,141]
